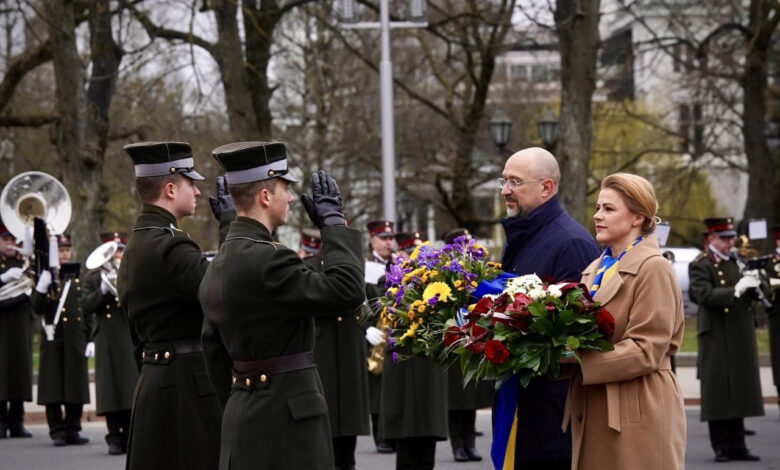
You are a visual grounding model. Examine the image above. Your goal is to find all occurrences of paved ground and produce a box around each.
[1,407,777,469]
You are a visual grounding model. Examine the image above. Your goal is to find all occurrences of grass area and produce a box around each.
[679,316,770,354]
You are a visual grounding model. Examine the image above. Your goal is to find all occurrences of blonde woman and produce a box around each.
[563,173,686,469]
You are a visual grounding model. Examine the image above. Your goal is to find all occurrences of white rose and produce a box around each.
[528,287,546,301]
[547,285,562,298]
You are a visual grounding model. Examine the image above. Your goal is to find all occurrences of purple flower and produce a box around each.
[427,296,438,306]
[385,264,404,287]
[392,352,399,363]
[387,337,395,347]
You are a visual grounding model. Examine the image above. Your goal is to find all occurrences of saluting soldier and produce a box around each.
[364,219,395,454]
[30,234,93,446]
[0,224,34,438]
[689,217,764,462]
[301,227,371,470]
[81,231,137,455]
[442,228,493,463]
[198,142,366,470]
[117,141,234,470]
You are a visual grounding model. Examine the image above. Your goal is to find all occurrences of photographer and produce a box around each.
[689,217,764,463]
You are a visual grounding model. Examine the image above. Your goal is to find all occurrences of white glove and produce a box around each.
[0,267,24,283]
[365,326,385,346]
[84,342,95,358]
[100,277,112,295]
[770,278,780,287]
[734,275,760,298]
[36,270,52,294]
[43,324,55,341]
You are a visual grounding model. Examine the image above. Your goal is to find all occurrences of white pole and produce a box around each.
[379,0,396,222]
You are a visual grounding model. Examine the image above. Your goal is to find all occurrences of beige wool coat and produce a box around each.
[563,235,687,470]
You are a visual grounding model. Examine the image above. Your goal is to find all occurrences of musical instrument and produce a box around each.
[367,320,388,375]
[85,240,120,297]
[0,172,71,301]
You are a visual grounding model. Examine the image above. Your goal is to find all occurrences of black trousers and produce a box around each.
[45,403,83,439]
[105,409,131,444]
[395,437,436,470]
[448,409,476,450]
[371,413,394,448]
[709,418,748,454]
[333,435,357,468]
[0,400,25,425]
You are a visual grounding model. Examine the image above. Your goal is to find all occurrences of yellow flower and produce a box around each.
[422,281,452,303]
[417,305,426,313]
[453,280,463,288]
[408,310,415,320]
[400,322,420,340]
[387,287,398,297]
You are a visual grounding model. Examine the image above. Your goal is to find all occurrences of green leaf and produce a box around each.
[528,303,546,318]
[530,318,554,335]
[566,336,581,350]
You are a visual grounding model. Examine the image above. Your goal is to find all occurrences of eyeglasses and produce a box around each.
[497,177,544,190]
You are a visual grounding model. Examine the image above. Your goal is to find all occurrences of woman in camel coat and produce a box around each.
[563,173,686,470]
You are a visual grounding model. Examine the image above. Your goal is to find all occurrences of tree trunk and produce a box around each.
[555,0,601,224]
[243,3,282,138]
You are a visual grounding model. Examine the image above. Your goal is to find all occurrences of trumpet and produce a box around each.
[86,240,120,297]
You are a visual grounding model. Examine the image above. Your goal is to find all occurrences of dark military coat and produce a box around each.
[689,251,765,421]
[769,252,780,387]
[0,256,33,401]
[447,365,493,411]
[305,254,371,438]
[365,257,387,415]
[117,204,227,470]
[199,217,365,470]
[82,269,138,415]
[30,267,92,405]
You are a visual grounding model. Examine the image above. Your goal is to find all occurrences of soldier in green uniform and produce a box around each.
[768,224,780,412]
[31,234,93,446]
[300,227,371,470]
[199,141,366,470]
[442,228,493,463]
[0,224,33,438]
[117,141,234,470]
[689,217,764,462]
[364,219,396,454]
[82,231,138,455]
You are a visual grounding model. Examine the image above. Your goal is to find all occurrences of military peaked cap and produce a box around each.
[101,231,128,247]
[396,231,426,253]
[443,228,471,245]
[123,141,205,180]
[57,233,72,247]
[212,141,298,184]
[366,220,395,238]
[300,228,322,254]
[704,217,737,238]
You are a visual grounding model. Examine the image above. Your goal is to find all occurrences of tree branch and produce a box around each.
[0,113,58,127]
[0,40,52,114]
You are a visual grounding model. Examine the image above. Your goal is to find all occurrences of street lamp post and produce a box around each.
[489,110,514,154]
[340,0,428,223]
[537,107,559,151]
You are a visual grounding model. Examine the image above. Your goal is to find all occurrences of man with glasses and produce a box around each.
[493,147,600,470]
[689,217,764,462]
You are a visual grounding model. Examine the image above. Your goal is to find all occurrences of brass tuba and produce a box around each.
[85,240,120,297]
[0,171,71,300]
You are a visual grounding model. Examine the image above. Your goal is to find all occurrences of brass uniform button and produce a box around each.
[63,317,68,322]
[232,376,236,384]
[245,378,251,387]
[154,353,159,361]
[724,308,730,313]
[337,316,343,322]
[164,351,170,359]
[260,374,268,383]
[62,307,66,312]
[106,313,112,319]
[718,271,723,275]
[75,279,79,284]
[142,351,146,359]
[720,280,726,285]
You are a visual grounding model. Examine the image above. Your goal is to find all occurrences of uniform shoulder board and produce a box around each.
[692,252,709,264]
[224,236,278,251]
[133,225,176,236]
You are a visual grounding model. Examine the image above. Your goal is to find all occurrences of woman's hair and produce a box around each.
[601,172,658,235]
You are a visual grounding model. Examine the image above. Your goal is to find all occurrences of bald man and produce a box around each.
[494,147,600,470]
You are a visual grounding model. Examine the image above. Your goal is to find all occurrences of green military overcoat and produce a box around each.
[689,251,765,421]
[199,218,365,470]
[117,204,227,470]
[81,269,138,415]
[447,365,493,411]
[379,350,448,440]
[0,256,33,401]
[305,254,371,438]
[31,268,92,405]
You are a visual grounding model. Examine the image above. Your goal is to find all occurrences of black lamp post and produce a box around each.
[489,110,513,153]
[537,108,559,151]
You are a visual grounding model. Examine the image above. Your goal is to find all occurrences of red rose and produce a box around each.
[465,340,486,355]
[443,326,463,347]
[472,296,494,314]
[596,308,615,338]
[484,339,510,364]
[470,324,488,341]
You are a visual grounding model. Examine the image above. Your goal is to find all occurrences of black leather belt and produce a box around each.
[142,338,202,365]
[232,351,315,388]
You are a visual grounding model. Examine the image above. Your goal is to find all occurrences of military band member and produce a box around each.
[117,141,234,470]
[442,228,492,463]
[394,231,426,259]
[689,217,764,462]
[81,231,137,455]
[301,227,371,470]
[364,219,395,454]
[0,224,33,438]
[30,234,93,446]
[198,141,366,470]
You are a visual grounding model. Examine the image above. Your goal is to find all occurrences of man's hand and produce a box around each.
[365,326,385,346]
[0,267,24,284]
[300,170,345,228]
[85,342,95,358]
[734,275,760,298]
[36,270,52,294]
[208,175,236,221]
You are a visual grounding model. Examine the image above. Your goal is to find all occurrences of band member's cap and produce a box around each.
[774,223,780,240]
[396,231,426,252]
[211,141,298,184]
[443,228,472,245]
[123,141,204,181]
[366,220,395,239]
[57,234,72,247]
[703,217,737,238]
[100,231,127,247]
[300,228,321,254]
[0,225,11,238]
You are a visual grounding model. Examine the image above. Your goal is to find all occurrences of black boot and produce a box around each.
[106,434,123,455]
[0,424,7,439]
[8,423,32,438]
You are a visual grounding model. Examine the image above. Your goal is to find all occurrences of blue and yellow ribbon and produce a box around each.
[590,236,643,297]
